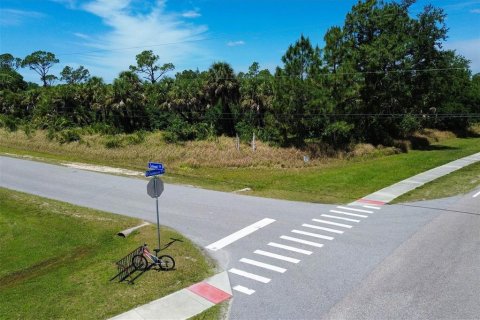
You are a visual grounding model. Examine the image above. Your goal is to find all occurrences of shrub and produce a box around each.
[58,129,81,144]
[126,130,146,145]
[23,123,35,138]
[235,121,256,142]
[399,114,421,138]
[104,136,124,148]
[2,116,19,132]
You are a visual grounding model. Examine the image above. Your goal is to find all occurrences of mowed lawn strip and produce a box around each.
[1,129,480,203]
[0,188,216,320]
[393,161,480,203]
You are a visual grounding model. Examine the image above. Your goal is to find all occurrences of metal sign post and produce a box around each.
[146,163,165,254]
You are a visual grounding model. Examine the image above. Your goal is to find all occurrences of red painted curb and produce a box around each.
[188,282,232,304]
[357,198,386,205]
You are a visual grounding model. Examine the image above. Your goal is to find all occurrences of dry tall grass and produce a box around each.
[0,128,461,170]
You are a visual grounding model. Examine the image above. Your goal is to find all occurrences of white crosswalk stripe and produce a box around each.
[254,250,300,263]
[330,210,368,218]
[233,285,255,295]
[321,214,360,223]
[229,268,271,283]
[280,235,324,248]
[337,206,373,214]
[291,229,334,240]
[240,258,287,273]
[302,223,344,234]
[362,205,381,210]
[312,218,353,228]
[267,242,313,255]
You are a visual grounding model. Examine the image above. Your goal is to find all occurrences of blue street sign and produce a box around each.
[145,168,165,177]
[148,162,164,170]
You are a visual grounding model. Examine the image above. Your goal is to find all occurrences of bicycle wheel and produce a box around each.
[158,255,175,270]
[132,255,148,271]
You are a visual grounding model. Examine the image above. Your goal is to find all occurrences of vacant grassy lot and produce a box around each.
[0,188,216,320]
[393,161,480,203]
[1,128,480,203]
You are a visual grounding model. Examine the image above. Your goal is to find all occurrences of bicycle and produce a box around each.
[132,243,175,271]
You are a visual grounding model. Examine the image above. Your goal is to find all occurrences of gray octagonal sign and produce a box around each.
[147,177,164,198]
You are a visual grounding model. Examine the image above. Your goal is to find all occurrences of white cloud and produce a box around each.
[73,32,91,39]
[445,38,480,73]
[470,9,480,13]
[64,0,208,81]
[51,0,78,9]
[182,10,201,18]
[227,40,245,47]
[0,9,45,26]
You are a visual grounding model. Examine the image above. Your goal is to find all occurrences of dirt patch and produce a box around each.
[0,247,92,290]
[62,162,143,176]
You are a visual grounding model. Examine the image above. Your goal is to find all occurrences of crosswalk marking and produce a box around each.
[321,214,360,223]
[330,210,368,218]
[240,258,287,273]
[312,219,353,228]
[229,268,271,283]
[362,205,381,210]
[254,250,300,263]
[337,206,373,214]
[302,223,344,234]
[206,218,276,251]
[233,285,255,295]
[268,242,313,255]
[291,229,334,240]
[280,235,324,248]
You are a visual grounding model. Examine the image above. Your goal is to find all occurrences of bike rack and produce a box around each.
[110,245,150,284]
[110,239,182,284]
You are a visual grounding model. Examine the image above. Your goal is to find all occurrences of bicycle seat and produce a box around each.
[154,248,161,253]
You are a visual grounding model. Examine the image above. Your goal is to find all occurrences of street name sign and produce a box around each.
[148,162,164,170]
[145,168,165,177]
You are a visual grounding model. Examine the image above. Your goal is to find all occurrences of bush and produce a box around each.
[104,136,124,148]
[163,117,212,143]
[399,114,421,138]
[58,129,81,144]
[23,123,35,138]
[235,121,256,142]
[2,116,19,132]
[126,130,146,145]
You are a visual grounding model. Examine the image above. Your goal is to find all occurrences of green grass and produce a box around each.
[182,137,480,203]
[189,302,226,320]
[393,161,480,203]
[0,188,216,320]
[1,129,480,203]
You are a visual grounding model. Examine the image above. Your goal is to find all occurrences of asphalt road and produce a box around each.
[1,156,479,320]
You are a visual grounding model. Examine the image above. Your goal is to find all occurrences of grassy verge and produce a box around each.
[1,129,480,203]
[189,302,227,320]
[393,162,480,203]
[0,188,218,320]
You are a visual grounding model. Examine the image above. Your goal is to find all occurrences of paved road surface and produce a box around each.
[1,156,479,319]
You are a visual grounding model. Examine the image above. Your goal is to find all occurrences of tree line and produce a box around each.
[1,0,479,148]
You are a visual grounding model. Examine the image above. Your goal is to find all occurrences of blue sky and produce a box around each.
[1,0,479,83]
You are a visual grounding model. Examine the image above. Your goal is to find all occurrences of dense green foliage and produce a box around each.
[1,0,479,147]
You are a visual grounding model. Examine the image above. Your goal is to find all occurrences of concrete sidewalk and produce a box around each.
[350,151,480,206]
[110,272,232,320]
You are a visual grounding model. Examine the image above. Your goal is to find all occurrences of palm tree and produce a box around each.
[206,62,240,135]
